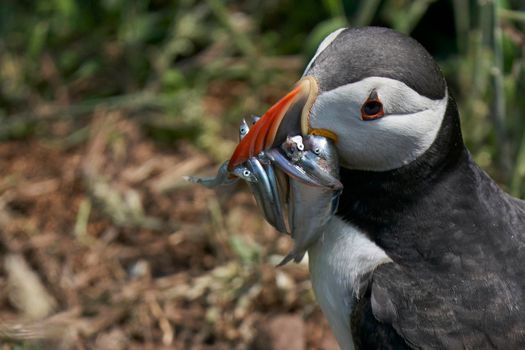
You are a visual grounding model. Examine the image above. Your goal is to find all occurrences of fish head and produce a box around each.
[232,165,258,183]
[281,135,305,162]
[239,119,250,140]
[303,135,340,174]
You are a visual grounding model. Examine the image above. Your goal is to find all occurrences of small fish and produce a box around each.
[266,135,341,189]
[246,156,288,233]
[282,135,304,162]
[184,160,238,188]
[232,165,258,182]
[272,135,342,190]
[273,166,290,233]
[186,117,254,188]
[258,154,289,233]
[266,139,321,188]
[250,115,260,125]
[299,135,343,190]
[265,149,309,185]
[239,119,250,141]
[277,135,343,265]
[185,160,260,188]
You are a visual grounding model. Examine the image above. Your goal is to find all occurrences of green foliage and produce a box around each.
[1,0,525,193]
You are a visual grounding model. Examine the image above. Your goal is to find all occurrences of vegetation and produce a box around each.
[0,0,524,348]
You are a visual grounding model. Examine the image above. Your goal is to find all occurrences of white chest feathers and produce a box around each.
[308,217,392,350]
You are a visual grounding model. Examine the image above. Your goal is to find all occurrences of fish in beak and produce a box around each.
[275,134,342,265]
[187,77,343,260]
[239,118,289,233]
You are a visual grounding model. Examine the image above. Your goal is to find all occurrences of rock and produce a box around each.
[252,314,305,350]
[5,254,57,320]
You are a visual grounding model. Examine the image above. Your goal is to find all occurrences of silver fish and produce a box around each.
[232,165,258,182]
[265,149,315,187]
[184,160,238,188]
[266,135,341,189]
[185,159,261,188]
[250,115,260,125]
[246,156,288,233]
[277,135,342,265]
[259,154,289,233]
[282,135,304,162]
[273,166,290,233]
[185,118,254,188]
[299,135,343,190]
[239,118,250,141]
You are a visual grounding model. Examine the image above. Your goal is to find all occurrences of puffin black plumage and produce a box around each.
[305,27,525,349]
[230,26,525,349]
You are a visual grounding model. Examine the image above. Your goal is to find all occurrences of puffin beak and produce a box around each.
[228,76,319,170]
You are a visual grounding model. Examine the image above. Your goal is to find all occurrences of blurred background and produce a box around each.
[0,0,524,349]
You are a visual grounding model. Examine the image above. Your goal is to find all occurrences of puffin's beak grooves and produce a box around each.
[228,76,319,170]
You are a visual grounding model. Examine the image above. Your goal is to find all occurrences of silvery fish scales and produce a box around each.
[278,135,342,265]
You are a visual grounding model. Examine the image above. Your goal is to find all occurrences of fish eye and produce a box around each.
[314,148,321,155]
[297,143,304,151]
[243,170,251,177]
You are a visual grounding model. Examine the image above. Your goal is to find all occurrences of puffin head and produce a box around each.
[229,26,451,172]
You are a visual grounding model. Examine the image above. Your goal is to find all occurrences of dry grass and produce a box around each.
[1,1,523,349]
[0,110,336,349]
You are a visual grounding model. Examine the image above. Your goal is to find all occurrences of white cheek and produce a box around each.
[308,77,448,171]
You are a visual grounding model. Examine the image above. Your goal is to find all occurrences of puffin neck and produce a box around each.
[336,95,467,230]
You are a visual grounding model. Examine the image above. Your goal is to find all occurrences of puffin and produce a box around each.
[229,27,525,349]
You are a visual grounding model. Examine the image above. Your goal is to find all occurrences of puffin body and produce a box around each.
[229,27,525,348]
[305,28,525,349]
[332,96,525,348]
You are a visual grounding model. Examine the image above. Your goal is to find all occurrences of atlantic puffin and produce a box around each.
[230,27,525,349]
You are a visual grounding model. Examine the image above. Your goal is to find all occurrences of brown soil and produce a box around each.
[0,111,337,349]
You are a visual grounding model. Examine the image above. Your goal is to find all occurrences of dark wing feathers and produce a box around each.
[345,158,525,349]
[364,259,525,350]
[351,280,411,350]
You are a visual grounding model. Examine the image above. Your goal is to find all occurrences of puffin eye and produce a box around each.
[363,101,382,115]
[361,90,385,121]
[314,148,321,155]
[297,143,304,151]
[243,170,251,177]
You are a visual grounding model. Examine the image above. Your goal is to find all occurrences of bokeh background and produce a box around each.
[0,0,524,349]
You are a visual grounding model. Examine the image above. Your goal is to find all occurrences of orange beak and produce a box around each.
[228,77,319,170]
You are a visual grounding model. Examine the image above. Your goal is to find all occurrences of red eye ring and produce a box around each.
[361,90,384,121]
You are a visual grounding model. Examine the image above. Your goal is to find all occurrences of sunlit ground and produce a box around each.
[0,1,524,349]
